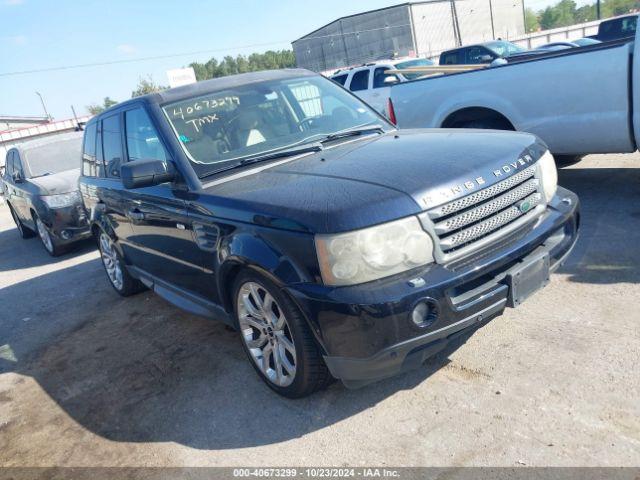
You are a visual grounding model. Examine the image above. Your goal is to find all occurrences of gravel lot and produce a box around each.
[0,153,638,467]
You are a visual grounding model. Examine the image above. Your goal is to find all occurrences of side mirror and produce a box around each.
[121,159,176,189]
[12,171,23,183]
[384,75,400,85]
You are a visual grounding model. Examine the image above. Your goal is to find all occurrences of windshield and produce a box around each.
[485,41,525,57]
[23,137,82,177]
[163,75,389,177]
[394,59,434,80]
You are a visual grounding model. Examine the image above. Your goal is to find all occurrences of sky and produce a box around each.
[2,0,567,119]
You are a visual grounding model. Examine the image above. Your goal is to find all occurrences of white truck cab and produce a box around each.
[331,58,433,115]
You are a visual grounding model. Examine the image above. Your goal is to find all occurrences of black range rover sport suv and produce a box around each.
[79,69,579,397]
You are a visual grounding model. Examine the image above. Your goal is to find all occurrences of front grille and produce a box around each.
[422,166,545,261]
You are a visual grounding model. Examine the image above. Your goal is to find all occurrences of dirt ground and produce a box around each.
[0,153,638,467]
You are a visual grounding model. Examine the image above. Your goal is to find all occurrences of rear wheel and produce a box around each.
[233,271,332,398]
[455,118,513,130]
[9,205,35,239]
[98,231,145,296]
[555,155,583,168]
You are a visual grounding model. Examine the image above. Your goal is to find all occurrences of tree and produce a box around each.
[86,96,117,115]
[131,75,166,98]
[189,49,297,81]
[525,8,541,32]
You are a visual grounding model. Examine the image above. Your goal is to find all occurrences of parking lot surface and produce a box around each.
[0,153,638,467]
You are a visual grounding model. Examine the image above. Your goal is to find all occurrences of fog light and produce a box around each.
[410,299,438,328]
[61,230,72,240]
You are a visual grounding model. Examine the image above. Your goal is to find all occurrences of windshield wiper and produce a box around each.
[321,125,385,144]
[202,142,323,178]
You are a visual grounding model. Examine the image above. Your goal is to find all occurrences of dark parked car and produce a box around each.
[439,40,526,65]
[3,132,90,255]
[79,69,579,397]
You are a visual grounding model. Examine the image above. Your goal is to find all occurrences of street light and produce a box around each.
[35,91,52,121]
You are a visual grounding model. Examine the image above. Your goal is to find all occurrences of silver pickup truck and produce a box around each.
[388,19,640,160]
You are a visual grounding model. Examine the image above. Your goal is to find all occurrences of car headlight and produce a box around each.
[537,150,558,202]
[41,191,81,208]
[315,216,434,286]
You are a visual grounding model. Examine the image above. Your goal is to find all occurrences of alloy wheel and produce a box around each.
[236,281,297,387]
[99,232,123,290]
[36,217,54,253]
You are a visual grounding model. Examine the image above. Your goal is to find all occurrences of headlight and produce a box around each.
[315,216,434,286]
[537,150,558,202]
[41,191,81,208]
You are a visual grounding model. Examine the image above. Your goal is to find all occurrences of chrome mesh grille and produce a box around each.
[423,166,545,259]
[429,166,537,219]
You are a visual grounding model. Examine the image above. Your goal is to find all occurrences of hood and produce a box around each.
[29,168,81,195]
[197,130,544,234]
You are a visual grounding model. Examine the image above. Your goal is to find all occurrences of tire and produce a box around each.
[34,213,65,257]
[8,204,35,239]
[97,230,146,296]
[555,155,583,168]
[233,270,332,398]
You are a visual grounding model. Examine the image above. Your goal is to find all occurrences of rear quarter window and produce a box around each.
[82,122,98,177]
[332,74,348,86]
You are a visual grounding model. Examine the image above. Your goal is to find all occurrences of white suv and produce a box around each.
[330,58,433,115]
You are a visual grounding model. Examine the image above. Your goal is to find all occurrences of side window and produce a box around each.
[466,47,488,64]
[441,52,459,65]
[621,17,636,35]
[4,152,14,177]
[102,114,124,178]
[82,122,97,177]
[349,70,369,92]
[373,67,398,88]
[13,153,24,177]
[332,74,348,86]
[124,108,167,162]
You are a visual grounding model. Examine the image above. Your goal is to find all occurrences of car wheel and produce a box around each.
[34,214,64,256]
[9,205,35,239]
[233,271,332,398]
[98,231,145,296]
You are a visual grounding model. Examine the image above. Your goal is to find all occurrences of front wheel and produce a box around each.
[35,214,64,256]
[98,231,145,296]
[233,271,332,398]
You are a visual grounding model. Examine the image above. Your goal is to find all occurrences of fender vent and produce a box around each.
[193,223,220,252]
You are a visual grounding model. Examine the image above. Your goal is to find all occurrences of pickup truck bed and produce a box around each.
[390,35,640,156]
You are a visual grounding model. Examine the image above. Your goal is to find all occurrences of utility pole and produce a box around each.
[597,0,601,19]
[451,0,462,46]
[35,92,51,121]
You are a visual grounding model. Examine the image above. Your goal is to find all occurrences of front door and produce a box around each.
[120,106,208,297]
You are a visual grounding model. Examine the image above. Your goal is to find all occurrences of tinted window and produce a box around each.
[13,152,24,177]
[373,67,398,88]
[466,47,491,63]
[621,17,637,35]
[332,74,348,86]
[125,108,167,162]
[4,152,14,176]
[82,122,98,177]
[349,70,369,91]
[102,114,123,178]
[440,51,460,65]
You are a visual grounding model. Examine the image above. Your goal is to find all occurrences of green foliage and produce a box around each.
[525,8,541,32]
[530,0,640,31]
[188,50,296,81]
[131,75,167,98]
[86,96,117,115]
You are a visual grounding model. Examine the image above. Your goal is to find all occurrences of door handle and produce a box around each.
[127,209,145,221]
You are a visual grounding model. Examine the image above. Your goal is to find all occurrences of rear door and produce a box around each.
[120,106,208,296]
